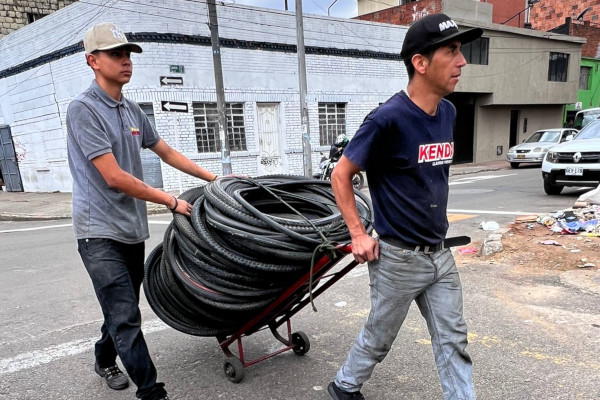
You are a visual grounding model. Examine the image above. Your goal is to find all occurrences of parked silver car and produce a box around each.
[507,128,578,168]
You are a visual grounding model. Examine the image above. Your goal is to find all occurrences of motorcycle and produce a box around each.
[312,152,365,190]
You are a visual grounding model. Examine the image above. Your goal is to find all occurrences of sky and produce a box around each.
[223,0,358,19]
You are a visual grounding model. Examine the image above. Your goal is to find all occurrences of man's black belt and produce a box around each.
[379,235,471,255]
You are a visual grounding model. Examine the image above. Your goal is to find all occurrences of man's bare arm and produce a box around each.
[331,156,379,263]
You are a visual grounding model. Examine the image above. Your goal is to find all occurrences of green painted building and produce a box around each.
[564,58,600,127]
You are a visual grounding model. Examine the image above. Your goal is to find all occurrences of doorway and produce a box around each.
[0,125,23,192]
[509,110,519,148]
[257,103,284,175]
[446,93,476,164]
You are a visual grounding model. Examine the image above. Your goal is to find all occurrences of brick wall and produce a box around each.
[357,0,442,25]
[0,0,77,37]
[568,20,600,58]
[530,0,600,31]
[485,0,525,27]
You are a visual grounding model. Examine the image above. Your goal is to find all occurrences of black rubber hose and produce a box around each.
[143,175,373,337]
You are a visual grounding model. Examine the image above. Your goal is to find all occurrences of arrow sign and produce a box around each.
[161,101,188,113]
[160,76,183,86]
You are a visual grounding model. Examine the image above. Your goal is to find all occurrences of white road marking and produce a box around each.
[0,220,170,234]
[449,174,516,185]
[0,224,72,234]
[0,319,169,376]
[448,209,541,216]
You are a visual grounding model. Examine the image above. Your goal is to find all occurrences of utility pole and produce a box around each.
[208,0,232,175]
[295,0,312,177]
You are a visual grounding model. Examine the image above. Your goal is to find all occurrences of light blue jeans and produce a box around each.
[334,239,474,399]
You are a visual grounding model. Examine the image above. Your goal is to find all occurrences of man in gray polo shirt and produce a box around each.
[67,22,217,400]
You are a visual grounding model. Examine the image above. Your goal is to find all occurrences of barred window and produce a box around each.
[579,66,591,90]
[461,37,489,65]
[138,103,156,127]
[548,52,569,82]
[318,103,346,145]
[192,102,247,153]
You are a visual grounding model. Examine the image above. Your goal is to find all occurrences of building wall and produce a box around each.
[530,1,600,32]
[356,0,443,24]
[357,0,397,16]
[0,0,77,37]
[357,0,495,25]
[565,58,600,113]
[475,104,564,162]
[485,0,527,27]
[568,20,600,58]
[0,0,407,193]
[460,28,581,105]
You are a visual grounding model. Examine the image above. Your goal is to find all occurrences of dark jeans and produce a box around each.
[78,238,167,400]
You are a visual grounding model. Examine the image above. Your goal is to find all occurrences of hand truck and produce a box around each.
[216,244,357,383]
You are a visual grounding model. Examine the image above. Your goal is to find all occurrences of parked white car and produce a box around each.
[541,120,600,195]
[507,128,578,168]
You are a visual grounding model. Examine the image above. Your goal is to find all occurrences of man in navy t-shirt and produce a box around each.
[327,14,482,400]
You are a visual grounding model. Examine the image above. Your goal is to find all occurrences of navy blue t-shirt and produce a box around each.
[343,91,455,246]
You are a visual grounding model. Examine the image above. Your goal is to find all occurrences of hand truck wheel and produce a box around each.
[223,356,245,383]
[291,331,310,356]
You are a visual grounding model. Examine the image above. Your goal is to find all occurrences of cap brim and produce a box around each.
[434,27,483,48]
[91,42,143,54]
[405,27,483,60]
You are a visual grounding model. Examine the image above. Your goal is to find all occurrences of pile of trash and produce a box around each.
[537,205,600,236]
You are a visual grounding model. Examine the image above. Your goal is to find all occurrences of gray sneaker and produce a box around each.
[328,382,365,400]
[95,363,129,390]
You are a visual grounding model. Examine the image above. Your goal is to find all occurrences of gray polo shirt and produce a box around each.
[66,80,160,244]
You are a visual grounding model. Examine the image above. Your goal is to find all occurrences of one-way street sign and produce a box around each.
[161,101,188,113]
[160,76,184,86]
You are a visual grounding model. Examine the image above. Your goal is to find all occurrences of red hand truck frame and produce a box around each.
[216,244,357,383]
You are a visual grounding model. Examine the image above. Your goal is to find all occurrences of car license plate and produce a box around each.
[565,167,584,176]
[517,155,525,159]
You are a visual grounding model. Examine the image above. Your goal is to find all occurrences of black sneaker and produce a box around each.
[328,382,365,400]
[95,363,129,390]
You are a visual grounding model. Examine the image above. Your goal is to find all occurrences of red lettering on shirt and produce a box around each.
[418,142,454,163]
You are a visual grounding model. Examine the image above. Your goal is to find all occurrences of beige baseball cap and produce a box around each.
[83,22,142,55]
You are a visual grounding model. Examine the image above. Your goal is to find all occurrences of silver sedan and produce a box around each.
[507,128,578,168]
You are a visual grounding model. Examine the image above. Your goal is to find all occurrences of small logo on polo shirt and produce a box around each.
[130,127,140,136]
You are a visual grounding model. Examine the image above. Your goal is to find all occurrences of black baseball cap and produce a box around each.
[400,14,483,60]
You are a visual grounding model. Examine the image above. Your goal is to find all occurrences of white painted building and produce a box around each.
[0,0,407,192]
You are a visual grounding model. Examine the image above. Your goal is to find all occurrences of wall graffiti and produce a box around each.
[13,139,26,163]
[412,5,430,22]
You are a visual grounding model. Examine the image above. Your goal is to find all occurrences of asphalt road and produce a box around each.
[1,166,598,400]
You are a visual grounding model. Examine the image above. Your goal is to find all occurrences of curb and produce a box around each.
[449,167,504,177]
[0,213,72,222]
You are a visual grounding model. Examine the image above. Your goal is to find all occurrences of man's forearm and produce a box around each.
[109,171,175,207]
[331,172,367,239]
[162,150,216,182]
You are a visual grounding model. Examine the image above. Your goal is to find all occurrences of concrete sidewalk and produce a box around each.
[0,161,510,221]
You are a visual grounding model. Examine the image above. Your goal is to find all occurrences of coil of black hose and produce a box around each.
[143,175,373,337]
